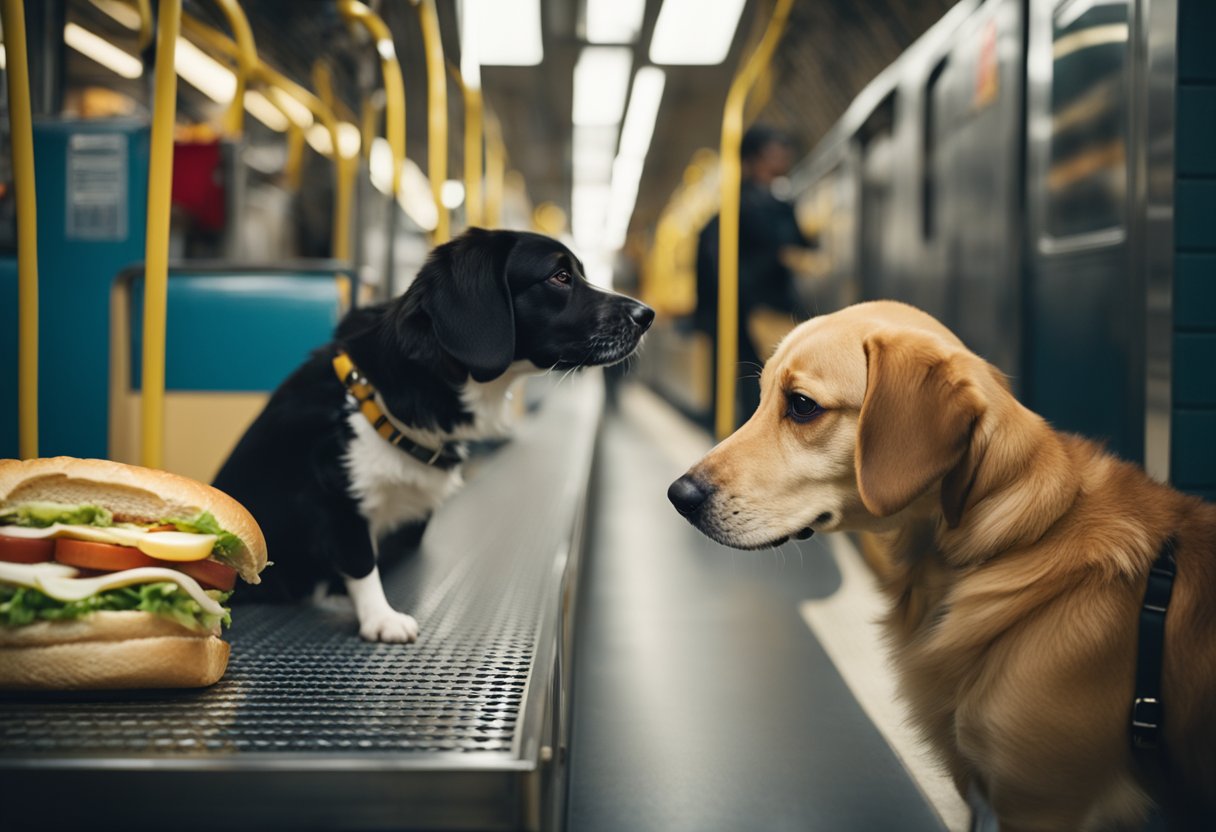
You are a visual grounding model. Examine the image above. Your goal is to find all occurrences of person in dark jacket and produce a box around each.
[695,125,808,423]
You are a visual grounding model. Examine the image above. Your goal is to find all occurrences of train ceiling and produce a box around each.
[63,0,956,244]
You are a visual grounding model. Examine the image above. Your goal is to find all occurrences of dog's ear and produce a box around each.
[856,330,983,525]
[420,230,517,382]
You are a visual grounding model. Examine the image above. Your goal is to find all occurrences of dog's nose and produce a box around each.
[668,475,710,517]
[627,302,655,333]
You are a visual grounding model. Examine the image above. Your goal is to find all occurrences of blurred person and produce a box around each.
[695,125,809,423]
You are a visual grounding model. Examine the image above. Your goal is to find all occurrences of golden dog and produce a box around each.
[669,301,1215,830]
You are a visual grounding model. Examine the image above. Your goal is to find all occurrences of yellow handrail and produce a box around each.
[211,0,257,138]
[715,0,793,440]
[412,0,448,243]
[181,12,351,257]
[312,60,356,262]
[446,62,484,229]
[135,0,153,51]
[484,109,505,229]
[142,0,183,469]
[339,0,405,198]
[2,0,39,459]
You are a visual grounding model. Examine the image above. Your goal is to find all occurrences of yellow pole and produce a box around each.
[446,63,484,229]
[181,12,349,253]
[312,61,355,261]
[135,0,153,51]
[464,85,484,228]
[2,0,39,459]
[715,0,793,440]
[339,0,406,199]
[212,0,257,138]
[484,110,505,228]
[142,0,182,469]
[413,0,448,243]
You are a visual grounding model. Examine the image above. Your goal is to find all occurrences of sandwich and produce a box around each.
[0,456,267,690]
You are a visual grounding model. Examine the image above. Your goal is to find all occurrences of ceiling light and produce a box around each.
[475,0,543,66]
[572,182,611,253]
[90,0,142,30]
[174,37,236,104]
[458,0,482,90]
[370,137,394,194]
[618,67,665,159]
[650,0,746,65]
[0,45,6,71]
[267,87,314,128]
[399,158,439,231]
[441,180,466,209]
[64,22,142,79]
[243,90,289,131]
[573,46,632,127]
[586,0,645,44]
[573,125,618,185]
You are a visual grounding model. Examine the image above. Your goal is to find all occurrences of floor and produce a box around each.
[565,384,953,832]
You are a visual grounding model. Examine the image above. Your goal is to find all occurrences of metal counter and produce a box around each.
[0,372,603,831]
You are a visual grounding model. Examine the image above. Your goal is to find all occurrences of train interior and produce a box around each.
[1,0,1213,829]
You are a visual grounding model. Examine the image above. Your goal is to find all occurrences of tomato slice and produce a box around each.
[54,538,237,591]
[172,558,237,592]
[0,533,56,563]
[54,538,160,571]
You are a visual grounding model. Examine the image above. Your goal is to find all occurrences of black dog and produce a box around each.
[214,229,653,641]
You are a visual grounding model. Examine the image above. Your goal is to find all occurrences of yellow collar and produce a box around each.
[332,350,464,468]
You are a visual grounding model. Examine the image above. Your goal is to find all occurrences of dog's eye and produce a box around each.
[547,270,572,287]
[786,393,822,423]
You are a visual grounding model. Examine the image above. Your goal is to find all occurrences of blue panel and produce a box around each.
[33,120,149,458]
[1171,410,1216,487]
[0,258,17,458]
[1176,254,1216,329]
[1178,0,1216,83]
[1176,180,1216,251]
[129,273,341,392]
[1173,334,1216,407]
[1177,85,1216,177]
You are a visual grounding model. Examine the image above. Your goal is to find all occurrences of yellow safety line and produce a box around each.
[484,109,505,229]
[339,0,406,198]
[413,0,448,243]
[715,0,793,440]
[2,0,39,459]
[211,0,257,138]
[142,0,182,469]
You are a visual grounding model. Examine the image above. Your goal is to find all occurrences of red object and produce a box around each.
[171,558,237,592]
[55,539,160,571]
[172,140,227,232]
[0,535,56,563]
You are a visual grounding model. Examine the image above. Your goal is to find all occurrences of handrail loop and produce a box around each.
[411,0,449,243]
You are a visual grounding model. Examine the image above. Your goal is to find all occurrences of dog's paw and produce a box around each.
[358,609,420,643]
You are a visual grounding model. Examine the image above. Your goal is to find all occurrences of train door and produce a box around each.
[1025,0,1142,461]
[857,96,896,303]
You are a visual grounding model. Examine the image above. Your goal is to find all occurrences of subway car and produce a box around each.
[1,0,1213,830]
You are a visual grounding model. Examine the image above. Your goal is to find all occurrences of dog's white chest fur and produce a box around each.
[341,363,532,542]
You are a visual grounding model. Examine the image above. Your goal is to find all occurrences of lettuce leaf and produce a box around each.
[0,502,113,528]
[162,511,242,562]
[0,583,231,631]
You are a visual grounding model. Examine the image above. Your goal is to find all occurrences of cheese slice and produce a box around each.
[0,524,216,561]
[0,561,226,617]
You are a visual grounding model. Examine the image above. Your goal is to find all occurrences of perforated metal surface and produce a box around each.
[0,374,603,831]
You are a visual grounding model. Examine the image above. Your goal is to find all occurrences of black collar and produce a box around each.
[1130,537,1177,756]
[332,350,466,470]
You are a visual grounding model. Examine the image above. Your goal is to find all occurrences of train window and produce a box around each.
[1043,0,1130,240]
[922,57,949,241]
